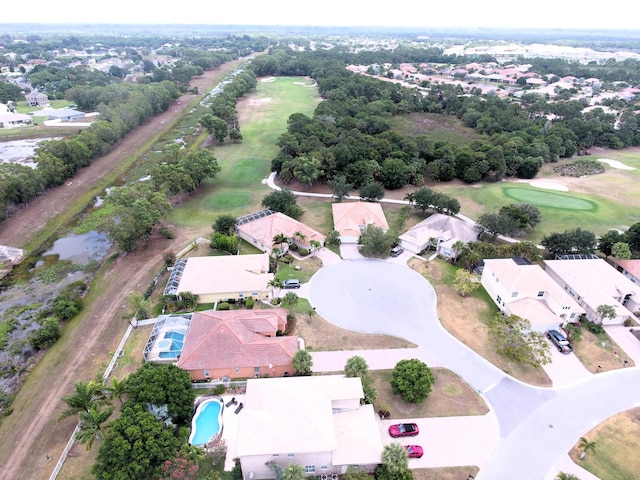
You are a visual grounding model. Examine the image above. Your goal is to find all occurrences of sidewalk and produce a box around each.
[604,325,640,365]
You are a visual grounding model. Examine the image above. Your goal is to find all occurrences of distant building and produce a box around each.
[332,201,389,244]
[24,90,49,107]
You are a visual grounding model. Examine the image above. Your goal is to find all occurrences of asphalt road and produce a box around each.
[307,257,640,480]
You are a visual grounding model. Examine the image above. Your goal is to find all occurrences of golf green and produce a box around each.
[503,187,597,211]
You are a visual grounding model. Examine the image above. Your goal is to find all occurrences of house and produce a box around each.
[481,258,585,332]
[0,113,32,128]
[24,90,49,107]
[163,253,273,304]
[545,258,640,324]
[176,308,298,381]
[612,259,640,285]
[235,210,326,255]
[47,108,85,122]
[331,201,389,244]
[398,213,480,258]
[235,375,383,479]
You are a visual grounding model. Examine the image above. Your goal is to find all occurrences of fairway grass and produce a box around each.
[168,77,319,227]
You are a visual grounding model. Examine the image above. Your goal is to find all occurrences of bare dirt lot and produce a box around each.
[0,60,245,480]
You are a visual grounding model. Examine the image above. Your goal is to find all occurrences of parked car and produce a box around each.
[283,279,301,289]
[405,445,424,458]
[389,423,419,437]
[546,329,573,353]
[390,245,404,257]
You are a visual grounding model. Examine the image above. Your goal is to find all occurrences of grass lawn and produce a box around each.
[571,328,634,373]
[371,368,489,418]
[568,407,640,480]
[392,112,487,146]
[167,76,320,227]
[412,257,552,387]
[414,466,480,480]
[275,255,324,284]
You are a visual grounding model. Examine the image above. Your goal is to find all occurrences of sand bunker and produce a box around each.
[598,159,636,170]
[529,180,569,192]
[260,77,276,83]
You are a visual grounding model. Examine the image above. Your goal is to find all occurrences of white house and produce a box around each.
[545,258,640,325]
[398,213,480,257]
[235,375,383,479]
[331,202,389,244]
[481,258,585,332]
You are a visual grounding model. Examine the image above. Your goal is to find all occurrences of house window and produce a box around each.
[204,369,210,378]
[235,367,240,374]
[511,292,518,298]
[496,295,502,304]
[287,453,294,457]
[305,466,316,474]
[252,292,258,296]
[320,465,328,471]
[537,291,544,297]
[254,366,260,378]
[238,293,244,298]
[570,313,576,319]
[273,454,280,457]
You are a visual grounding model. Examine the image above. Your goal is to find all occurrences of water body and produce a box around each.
[0,138,60,168]
[42,231,112,265]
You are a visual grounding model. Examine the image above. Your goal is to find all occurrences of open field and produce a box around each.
[393,112,487,145]
[568,407,640,480]
[371,368,489,418]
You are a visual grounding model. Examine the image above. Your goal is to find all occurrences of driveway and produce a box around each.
[605,325,640,365]
[542,342,592,387]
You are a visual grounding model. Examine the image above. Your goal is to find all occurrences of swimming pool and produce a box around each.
[189,398,223,446]
[156,330,186,359]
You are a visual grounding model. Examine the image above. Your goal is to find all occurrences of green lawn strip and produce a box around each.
[275,255,323,285]
[371,368,489,418]
[414,466,480,480]
[168,77,319,226]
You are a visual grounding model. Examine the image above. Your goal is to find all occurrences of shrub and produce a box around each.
[245,297,254,309]
[623,318,634,327]
[582,319,605,334]
[214,384,226,395]
[218,302,230,310]
[299,248,309,256]
[30,317,61,350]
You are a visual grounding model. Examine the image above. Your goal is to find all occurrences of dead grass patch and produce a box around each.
[414,466,480,480]
[372,368,489,418]
[410,258,552,387]
[294,311,416,351]
[572,329,634,373]
[567,407,640,480]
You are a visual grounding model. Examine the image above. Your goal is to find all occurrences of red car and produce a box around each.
[405,445,424,458]
[388,423,419,437]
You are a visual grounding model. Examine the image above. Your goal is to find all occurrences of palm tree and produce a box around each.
[404,192,415,206]
[59,381,106,421]
[273,233,289,256]
[75,404,114,450]
[282,463,305,480]
[292,230,307,247]
[309,239,322,257]
[292,349,313,376]
[268,278,284,299]
[104,377,126,405]
[578,436,596,459]
[281,292,299,314]
[596,304,616,324]
[556,472,582,480]
[381,443,409,473]
[451,240,465,262]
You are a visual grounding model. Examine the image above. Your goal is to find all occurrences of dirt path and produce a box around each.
[0,60,245,480]
[0,59,244,250]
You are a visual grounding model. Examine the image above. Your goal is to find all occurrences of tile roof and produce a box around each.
[236,211,325,248]
[332,201,389,237]
[399,213,479,249]
[177,309,297,371]
[615,259,640,280]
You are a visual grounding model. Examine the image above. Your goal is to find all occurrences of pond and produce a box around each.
[0,138,60,168]
[41,230,112,265]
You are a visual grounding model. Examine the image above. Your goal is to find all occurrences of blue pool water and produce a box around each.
[189,399,223,446]
[157,330,185,359]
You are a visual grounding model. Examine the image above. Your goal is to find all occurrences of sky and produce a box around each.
[1,0,638,31]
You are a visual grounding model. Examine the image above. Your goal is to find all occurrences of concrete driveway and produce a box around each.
[308,258,438,341]
[542,341,592,387]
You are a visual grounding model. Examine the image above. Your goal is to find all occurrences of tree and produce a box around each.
[342,466,372,480]
[273,232,290,256]
[359,225,396,257]
[359,182,385,202]
[212,214,238,235]
[104,377,126,406]
[541,228,598,258]
[564,323,583,343]
[477,212,520,238]
[268,278,284,299]
[556,472,582,480]
[309,239,323,256]
[611,242,632,260]
[380,158,409,189]
[281,292,299,314]
[158,450,200,480]
[293,155,323,188]
[375,464,414,480]
[59,381,106,421]
[597,229,625,256]
[124,363,196,427]
[344,355,369,378]
[292,349,313,376]
[390,359,435,403]
[578,436,596,459]
[327,175,353,201]
[488,313,551,367]
[282,463,306,480]
[596,304,616,324]
[453,269,480,297]
[93,403,183,480]
[31,317,61,350]
[199,113,228,142]
[76,404,114,450]
[381,443,409,473]
[261,189,304,219]
[499,203,542,229]
[292,230,307,246]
